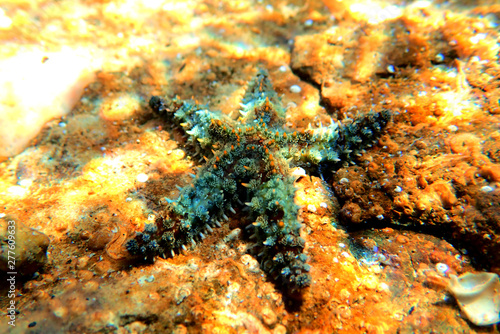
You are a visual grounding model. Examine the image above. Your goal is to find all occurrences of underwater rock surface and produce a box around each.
[0,219,50,277]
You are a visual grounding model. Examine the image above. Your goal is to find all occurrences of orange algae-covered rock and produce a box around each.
[430,181,457,209]
[321,80,361,114]
[378,134,399,153]
[396,235,409,244]
[441,16,499,61]
[415,193,438,212]
[321,0,349,16]
[480,164,500,182]
[350,28,387,83]
[452,162,479,186]
[417,173,428,189]
[340,202,363,223]
[291,32,346,85]
[447,133,482,155]
[393,193,414,215]
[87,227,114,251]
[100,94,141,121]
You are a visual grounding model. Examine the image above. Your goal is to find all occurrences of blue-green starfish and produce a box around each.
[126,69,390,294]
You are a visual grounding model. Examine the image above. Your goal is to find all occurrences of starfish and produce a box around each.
[126,69,391,295]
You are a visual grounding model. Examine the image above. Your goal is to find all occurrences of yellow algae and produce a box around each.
[100,94,141,121]
[348,2,402,24]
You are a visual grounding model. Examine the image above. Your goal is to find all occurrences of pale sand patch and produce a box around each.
[0,47,102,159]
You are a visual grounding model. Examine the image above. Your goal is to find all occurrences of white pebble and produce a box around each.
[387,65,395,73]
[18,179,33,187]
[279,65,287,72]
[8,186,27,197]
[138,275,155,286]
[469,33,487,45]
[136,173,149,182]
[290,85,302,93]
[0,8,13,29]
[307,204,317,212]
[481,185,494,193]
[447,125,458,132]
[291,167,306,178]
[320,202,328,209]
[394,186,402,193]
[436,263,449,275]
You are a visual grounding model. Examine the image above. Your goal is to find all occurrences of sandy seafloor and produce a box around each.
[0,0,500,333]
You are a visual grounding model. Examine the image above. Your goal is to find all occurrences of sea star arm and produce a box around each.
[127,70,390,295]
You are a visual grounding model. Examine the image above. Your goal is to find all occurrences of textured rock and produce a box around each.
[0,218,50,276]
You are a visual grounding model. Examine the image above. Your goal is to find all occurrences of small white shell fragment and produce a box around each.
[290,85,302,93]
[447,272,500,326]
[0,8,13,29]
[436,263,449,275]
[291,167,306,181]
[18,179,33,187]
[435,53,444,62]
[480,186,494,193]
[136,173,149,182]
[7,186,27,197]
[307,204,317,212]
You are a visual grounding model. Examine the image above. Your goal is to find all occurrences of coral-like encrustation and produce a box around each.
[126,70,391,294]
